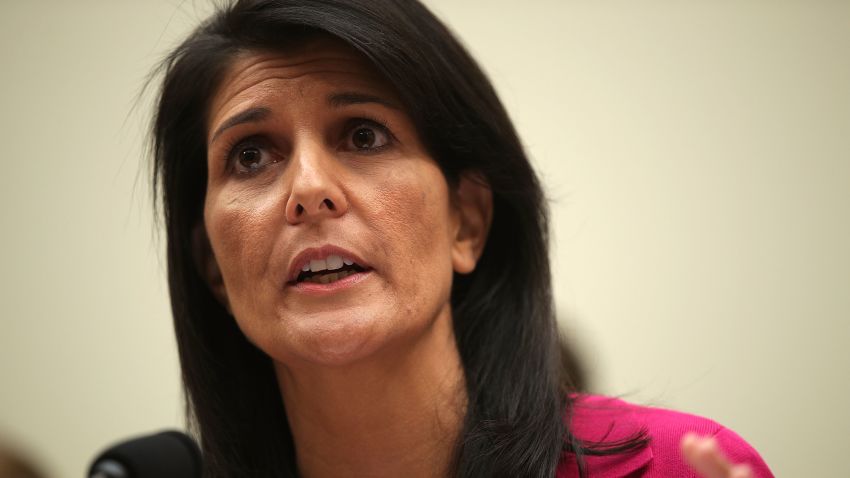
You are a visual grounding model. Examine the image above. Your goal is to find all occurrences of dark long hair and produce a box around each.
[151,1,646,476]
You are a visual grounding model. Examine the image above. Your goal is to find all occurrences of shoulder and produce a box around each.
[556,394,774,478]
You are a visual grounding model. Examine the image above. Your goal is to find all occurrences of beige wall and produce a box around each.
[1,1,847,476]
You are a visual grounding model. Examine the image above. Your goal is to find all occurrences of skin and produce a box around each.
[199,34,753,478]
[682,434,756,478]
[202,36,491,478]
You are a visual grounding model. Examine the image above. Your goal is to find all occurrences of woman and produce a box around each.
[151,0,773,476]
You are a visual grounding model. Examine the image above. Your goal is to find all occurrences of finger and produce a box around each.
[682,434,719,478]
[730,464,754,478]
[681,434,732,478]
[680,433,700,468]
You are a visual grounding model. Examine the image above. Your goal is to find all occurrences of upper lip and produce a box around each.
[286,244,371,284]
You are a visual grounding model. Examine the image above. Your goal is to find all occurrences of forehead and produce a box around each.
[207,37,398,131]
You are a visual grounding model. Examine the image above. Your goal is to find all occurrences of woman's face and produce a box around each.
[202,38,486,367]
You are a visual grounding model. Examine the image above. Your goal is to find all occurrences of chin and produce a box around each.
[271,309,396,368]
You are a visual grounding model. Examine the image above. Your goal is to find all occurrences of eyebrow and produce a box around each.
[327,91,400,110]
[209,107,271,144]
[209,92,398,144]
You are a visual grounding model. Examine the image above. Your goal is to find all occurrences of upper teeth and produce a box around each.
[301,254,354,273]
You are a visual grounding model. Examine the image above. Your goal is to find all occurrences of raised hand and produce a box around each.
[681,433,755,478]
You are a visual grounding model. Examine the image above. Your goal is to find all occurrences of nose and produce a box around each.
[284,141,348,225]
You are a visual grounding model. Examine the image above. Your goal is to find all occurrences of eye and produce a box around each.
[238,146,262,169]
[346,120,392,151]
[227,138,276,174]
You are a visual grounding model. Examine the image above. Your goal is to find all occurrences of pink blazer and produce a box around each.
[556,395,774,477]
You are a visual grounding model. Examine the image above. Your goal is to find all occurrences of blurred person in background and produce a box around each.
[0,439,45,478]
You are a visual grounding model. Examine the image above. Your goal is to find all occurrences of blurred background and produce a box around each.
[1,0,847,476]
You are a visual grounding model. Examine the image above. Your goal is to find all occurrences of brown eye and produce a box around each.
[347,121,391,151]
[240,147,260,166]
[352,128,376,149]
[234,145,270,173]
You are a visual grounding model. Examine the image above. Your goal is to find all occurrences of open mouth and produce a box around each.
[293,254,368,285]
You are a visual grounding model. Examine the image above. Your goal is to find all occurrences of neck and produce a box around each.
[274,306,467,478]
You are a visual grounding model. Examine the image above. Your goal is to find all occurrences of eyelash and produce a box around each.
[349,116,395,153]
[221,116,396,175]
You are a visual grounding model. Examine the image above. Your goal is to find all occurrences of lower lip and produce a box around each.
[289,270,372,294]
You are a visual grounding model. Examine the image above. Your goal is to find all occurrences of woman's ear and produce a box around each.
[191,223,232,314]
[451,172,493,274]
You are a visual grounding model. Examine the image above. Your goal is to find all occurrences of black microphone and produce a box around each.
[87,430,201,478]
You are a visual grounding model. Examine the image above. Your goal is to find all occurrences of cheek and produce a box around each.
[204,188,282,295]
[364,165,455,283]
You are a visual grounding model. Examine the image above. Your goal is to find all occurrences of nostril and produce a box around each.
[323,198,335,211]
[295,204,305,215]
